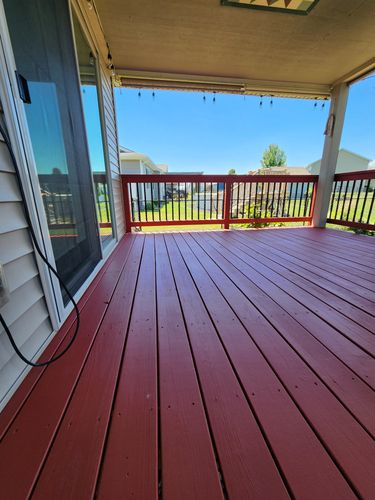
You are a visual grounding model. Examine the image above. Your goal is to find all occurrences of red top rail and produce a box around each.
[333,170,375,181]
[122,173,318,183]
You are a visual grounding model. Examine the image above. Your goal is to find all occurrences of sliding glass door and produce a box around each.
[4,0,102,304]
[72,11,114,248]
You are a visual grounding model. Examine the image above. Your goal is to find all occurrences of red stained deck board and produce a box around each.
[198,232,375,434]
[174,233,355,499]
[164,235,289,499]
[253,231,375,302]
[246,231,375,313]
[0,236,134,439]
[154,235,224,500]
[217,231,375,359]
[272,230,375,285]
[285,232,375,262]
[298,229,375,258]
[32,236,145,499]
[189,232,375,497]
[229,231,375,334]
[0,236,135,499]
[97,236,158,500]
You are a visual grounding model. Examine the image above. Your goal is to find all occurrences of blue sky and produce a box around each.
[114,76,375,174]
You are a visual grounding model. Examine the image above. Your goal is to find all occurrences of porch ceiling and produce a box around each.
[94,0,375,97]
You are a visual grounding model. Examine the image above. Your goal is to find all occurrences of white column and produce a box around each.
[312,83,349,227]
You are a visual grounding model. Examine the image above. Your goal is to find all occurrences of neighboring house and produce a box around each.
[119,147,167,208]
[307,149,371,174]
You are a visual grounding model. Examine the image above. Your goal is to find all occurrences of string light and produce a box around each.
[314,99,318,108]
[203,93,206,103]
[270,95,273,107]
[213,91,216,103]
[138,91,141,98]
[260,95,263,107]
[152,91,155,100]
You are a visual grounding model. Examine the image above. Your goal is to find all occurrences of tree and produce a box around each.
[261,144,287,168]
[228,168,236,175]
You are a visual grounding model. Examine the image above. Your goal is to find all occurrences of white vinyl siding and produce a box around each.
[100,66,125,238]
[0,137,53,407]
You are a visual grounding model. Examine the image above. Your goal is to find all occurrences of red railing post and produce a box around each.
[223,179,232,229]
[121,178,132,233]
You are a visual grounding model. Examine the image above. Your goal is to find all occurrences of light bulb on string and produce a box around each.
[270,96,273,107]
[213,91,216,103]
[138,91,141,99]
[152,91,155,100]
[260,95,263,107]
[203,93,206,103]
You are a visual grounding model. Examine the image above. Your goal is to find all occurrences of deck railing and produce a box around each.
[121,174,318,231]
[327,170,375,231]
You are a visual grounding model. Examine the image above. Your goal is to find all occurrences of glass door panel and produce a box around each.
[4,0,102,304]
[72,12,114,247]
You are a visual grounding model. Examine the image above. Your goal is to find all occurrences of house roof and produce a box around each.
[95,0,375,98]
[119,146,166,173]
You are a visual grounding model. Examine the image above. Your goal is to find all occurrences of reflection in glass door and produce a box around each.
[72,12,114,248]
[4,0,102,304]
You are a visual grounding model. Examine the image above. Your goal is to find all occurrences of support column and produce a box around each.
[312,83,349,227]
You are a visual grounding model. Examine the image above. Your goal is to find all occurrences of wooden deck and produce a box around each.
[1,227,375,499]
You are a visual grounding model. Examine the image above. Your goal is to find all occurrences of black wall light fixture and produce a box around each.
[221,0,320,16]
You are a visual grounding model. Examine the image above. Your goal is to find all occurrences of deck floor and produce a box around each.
[1,228,375,499]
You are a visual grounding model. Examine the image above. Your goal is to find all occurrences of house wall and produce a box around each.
[308,150,369,175]
[0,132,53,407]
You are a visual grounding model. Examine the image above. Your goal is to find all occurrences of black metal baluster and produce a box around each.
[150,182,155,221]
[259,182,264,217]
[143,182,148,222]
[346,180,356,221]
[339,181,349,220]
[366,181,375,224]
[136,183,142,222]
[157,183,161,221]
[303,182,310,217]
[185,182,187,220]
[130,184,135,222]
[334,180,343,220]
[353,180,363,222]
[328,181,337,219]
[276,182,282,216]
[197,183,200,220]
[171,183,175,221]
[287,183,293,216]
[178,182,181,221]
[216,182,219,219]
[204,182,207,219]
[270,182,276,216]
[165,183,168,220]
[191,183,194,220]
[281,182,287,217]
[359,178,371,223]
[297,183,303,217]
[292,183,298,217]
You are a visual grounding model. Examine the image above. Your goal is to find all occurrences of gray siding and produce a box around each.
[0,137,53,407]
